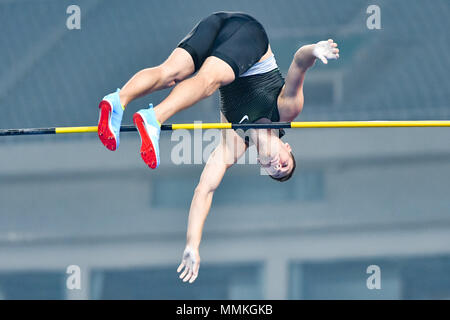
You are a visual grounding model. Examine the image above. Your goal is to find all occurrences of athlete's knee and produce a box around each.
[194,72,222,97]
[156,65,179,88]
[195,57,235,95]
[158,62,192,88]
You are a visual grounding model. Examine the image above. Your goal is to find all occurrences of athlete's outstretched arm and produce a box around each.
[177,127,247,283]
[278,39,339,121]
[176,146,228,284]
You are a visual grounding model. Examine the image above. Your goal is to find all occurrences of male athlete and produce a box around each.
[97,12,339,283]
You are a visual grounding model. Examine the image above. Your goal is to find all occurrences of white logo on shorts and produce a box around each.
[239,115,249,123]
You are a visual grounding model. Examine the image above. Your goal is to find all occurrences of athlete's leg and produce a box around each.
[120,12,227,108]
[119,48,195,108]
[153,56,235,123]
[97,47,195,151]
[277,39,339,122]
[132,56,235,169]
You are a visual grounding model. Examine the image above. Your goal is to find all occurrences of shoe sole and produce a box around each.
[133,113,158,169]
[98,100,117,151]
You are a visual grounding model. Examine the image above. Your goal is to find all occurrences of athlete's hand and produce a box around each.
[313,39,340,64]
[177,245,200,283]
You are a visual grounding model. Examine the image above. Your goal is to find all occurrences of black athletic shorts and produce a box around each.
[177,12,269,77]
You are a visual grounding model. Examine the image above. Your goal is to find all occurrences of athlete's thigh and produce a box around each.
[177,13,224,71]
[212,19,269,77]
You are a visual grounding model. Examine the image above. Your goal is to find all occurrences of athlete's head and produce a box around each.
[259,139,296,182]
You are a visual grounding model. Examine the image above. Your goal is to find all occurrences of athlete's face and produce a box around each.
[260,141,293,179]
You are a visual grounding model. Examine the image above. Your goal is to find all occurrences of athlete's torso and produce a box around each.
[219,68,285,124]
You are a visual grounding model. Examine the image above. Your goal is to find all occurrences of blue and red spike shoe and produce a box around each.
[97,88,124,151]
[133,104,161,169]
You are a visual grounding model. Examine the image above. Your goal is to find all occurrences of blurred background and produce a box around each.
[0,0,450,299]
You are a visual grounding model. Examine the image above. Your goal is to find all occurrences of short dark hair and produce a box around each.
[269,152,296,182]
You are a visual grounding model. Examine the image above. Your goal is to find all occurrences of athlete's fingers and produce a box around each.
[189,262,200,283]
[333,48,339,53]
[189,272,198,283]
[177,261,185,273]
[183,269,193,283]
[179,266,189,279]
[336,54,340,59]
[328,39,333,43]
[319,55,328,64]
[179,265,189,279]
[332,42,338,48]
[327,53,338,60]
[183,272,192,283]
